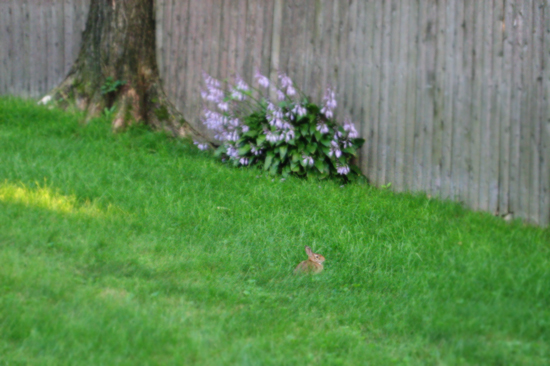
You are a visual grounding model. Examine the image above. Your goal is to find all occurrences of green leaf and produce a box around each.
[269,158,280,175]
[300,124,309,136]
[238,144,251,155]
[354,138,365,148]
[243,129,258,138]
[279,145,288,159]
[307,143,317,154]
[257,134,266,145]
[320,137,331,147]
[342,146,357,155]
[314,158,325,173]
[264,152,274,171]
[314,130,322,141]
[282,165,291,178]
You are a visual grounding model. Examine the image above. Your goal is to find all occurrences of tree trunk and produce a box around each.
[43,0,204,140]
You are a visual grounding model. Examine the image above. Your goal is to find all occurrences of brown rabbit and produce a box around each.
[294,246,325,274]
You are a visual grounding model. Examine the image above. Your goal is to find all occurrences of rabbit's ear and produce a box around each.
[305,246,313,256]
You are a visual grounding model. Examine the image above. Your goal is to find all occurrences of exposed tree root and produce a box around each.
[40,72,210,146]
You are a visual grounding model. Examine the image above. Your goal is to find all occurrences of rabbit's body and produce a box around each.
[294,246,325,274]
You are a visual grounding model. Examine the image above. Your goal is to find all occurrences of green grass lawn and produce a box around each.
[0,97,549,365]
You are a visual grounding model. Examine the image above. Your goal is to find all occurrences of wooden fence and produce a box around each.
[1,0,549,226]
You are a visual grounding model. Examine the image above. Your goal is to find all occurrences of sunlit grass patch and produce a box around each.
[0,181,121,218]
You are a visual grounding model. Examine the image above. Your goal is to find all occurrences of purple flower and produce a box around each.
[239,157,250,166]
[286,85,297,97]
[231,75,249,101]
[292,104,307,118]
[217,101,229,111]
[193,141,209,151]
[302,155,314,167]
[276,88,285,101]
[235,75,250,91]
[203,71,221,88]
[226,145,239,159]
[329,140,342,158]
[265,130,281,143]
[343,118,359,139]
[255,70,270,88]
[321,87,337,119]
[316,122,329,134]
[279,73,293,89]
[202,72,224,103]
[251,145,264,156]
[284,128,295,142]
[336,164,350,175]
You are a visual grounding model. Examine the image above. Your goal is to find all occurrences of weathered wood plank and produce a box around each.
[440,0,456,199]
[497,0,515,217]
[377,0,392,186]
[450,0,465,200]
[392,0,408,192]
[269,0,284,92]
[260,0,275,85]
[508,0,523,217]
[528,0,544,224]
[403,0,419,191]
[174,0,190,105]
[367,0,383,184]
[10,0,23,95]
[0,1,9,95]
[489,0,505,215]
[154,0,165,81]
[542,0,550,225]
[518,0,534,220]
[355,0,369,173]
[412,0,427,192]
[469,0,484,209]
[432,0,446,196]
[386,0,400,189]
[477,0,494,211]
[459,0,475,203]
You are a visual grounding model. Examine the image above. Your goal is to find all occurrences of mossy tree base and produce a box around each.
[42,0,205,141]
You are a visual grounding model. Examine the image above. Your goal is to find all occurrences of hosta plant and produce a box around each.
[196,70,365,182]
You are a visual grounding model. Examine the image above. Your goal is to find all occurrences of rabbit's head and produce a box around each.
[305,246,325,264]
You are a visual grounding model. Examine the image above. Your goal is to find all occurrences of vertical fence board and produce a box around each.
[368,0,382,185]
[542,0,550,225]
[461,1,475,203]
[269,0,283,89]
[530,1,544,223]
[489,0,504,214]
[0,1,9,95]
[470,0,484,209]
[432,0,446,196]
[450,0,464,199]
[155,0,165,81]
[413,1,427,192]
[404,0,419,191]
[377,0,392,186]
[440,0,455,199]
[498,0,514,216]
[386,0,400,189]
[509,1,523,217]
[519,0,534,220]
[10,0,22,95]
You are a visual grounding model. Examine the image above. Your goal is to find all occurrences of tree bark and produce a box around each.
[43,0,204,140]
